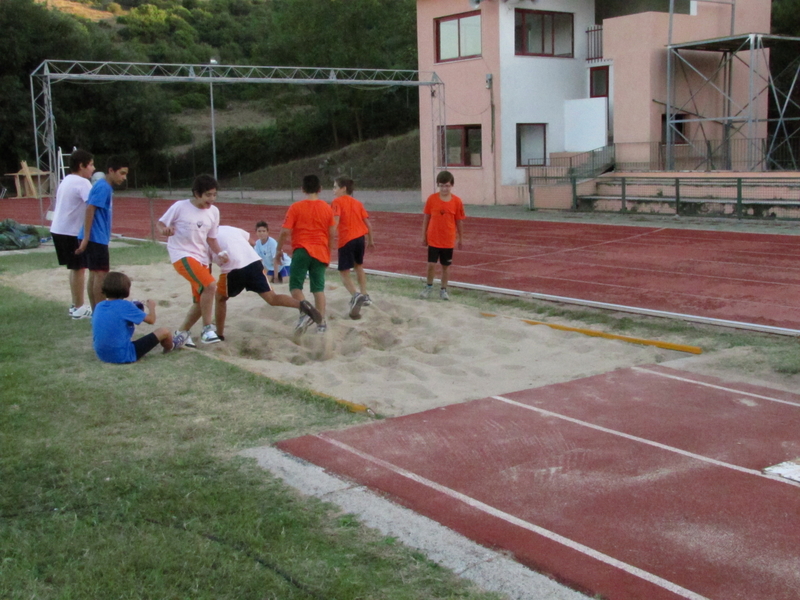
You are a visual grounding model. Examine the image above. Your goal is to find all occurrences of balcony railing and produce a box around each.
[587,25,603,61]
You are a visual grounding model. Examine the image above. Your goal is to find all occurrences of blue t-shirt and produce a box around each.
[78,179,113,244]
[92,299,145,364]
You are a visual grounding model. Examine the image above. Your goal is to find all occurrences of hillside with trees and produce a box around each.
[0,0,417,186]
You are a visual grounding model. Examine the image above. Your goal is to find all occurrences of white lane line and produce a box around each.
[631,367,800,408]
[491,396,764,477]
[492,395,800,488]
[316,433,711,600]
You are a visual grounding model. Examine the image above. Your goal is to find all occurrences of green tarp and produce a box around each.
[0,219,41,251]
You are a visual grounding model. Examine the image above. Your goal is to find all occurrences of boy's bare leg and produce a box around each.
[312,291,326,321]
[69,268,86,307]
[87,270,107,310]
[426,263,436,285]
[339,269,357,296]
[259,291,299,308]
[155,327,174,353]
[214,295,228,337]
[179,302,202,332]
[354,264,368,295]
[440,264,450,289]
[199,282,216,327]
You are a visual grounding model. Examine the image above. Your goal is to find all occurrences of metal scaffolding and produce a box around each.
[665,0,800,170]
[30,60,445,194]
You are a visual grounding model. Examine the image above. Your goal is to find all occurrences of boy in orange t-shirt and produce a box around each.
[332,176,374,319]
[420,170,465,301]
[275,174,336,333]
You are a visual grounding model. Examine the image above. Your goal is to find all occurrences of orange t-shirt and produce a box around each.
[282,198,335,264]
[331,195,369,248]
[423,193,465,248]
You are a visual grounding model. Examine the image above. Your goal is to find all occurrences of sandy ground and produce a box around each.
[3,258,691,417]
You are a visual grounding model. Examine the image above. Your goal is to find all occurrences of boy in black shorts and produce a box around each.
[210,225,322,340]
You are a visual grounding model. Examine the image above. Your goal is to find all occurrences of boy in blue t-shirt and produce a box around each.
[92,271,173,364]
[253,220,291,283]
[76,155,129,310]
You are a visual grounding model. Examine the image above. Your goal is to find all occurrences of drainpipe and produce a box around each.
[487,73,497,205]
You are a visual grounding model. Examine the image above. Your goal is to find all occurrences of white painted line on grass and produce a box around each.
[316,434,712,600]
[632,367,800,408]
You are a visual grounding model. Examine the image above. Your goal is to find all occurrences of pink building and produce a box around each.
[417,0,773,205]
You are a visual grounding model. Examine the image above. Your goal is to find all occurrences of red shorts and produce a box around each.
[173,257,214,303]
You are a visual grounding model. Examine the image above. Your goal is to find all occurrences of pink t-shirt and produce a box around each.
[159,199,220,264]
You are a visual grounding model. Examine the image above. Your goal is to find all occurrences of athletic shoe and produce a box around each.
[295,314,314,334]
[316,321,327,334]
[362,294,372,306]
[184,334,196,349]
[440,288,450,301]
[68,304,75,317]
[71,304,92,319]
[172,330,189,350]
[419,285,432,299]
[349,293,367,320]
[201,324,221,344]
[299,300,323,325]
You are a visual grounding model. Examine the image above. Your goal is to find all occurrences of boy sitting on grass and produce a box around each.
[92,271,173,363]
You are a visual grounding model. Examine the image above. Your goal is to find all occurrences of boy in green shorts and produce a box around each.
[274,174,336,333]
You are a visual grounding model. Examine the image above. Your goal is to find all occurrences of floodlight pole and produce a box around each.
[209,58,218,180]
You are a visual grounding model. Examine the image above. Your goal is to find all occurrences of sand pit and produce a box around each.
[4,261,686,417]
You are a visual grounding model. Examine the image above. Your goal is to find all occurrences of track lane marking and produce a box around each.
[632,367,800,408]
[315,433,712,600]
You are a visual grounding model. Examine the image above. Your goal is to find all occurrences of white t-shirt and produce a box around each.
[210,225,261,274]
[50,174,92,236]
[159,199,220,264]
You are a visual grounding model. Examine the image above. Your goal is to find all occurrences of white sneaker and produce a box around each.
[295,314,314,334]
[440,288,450,301]
[71,304,92,319]
[184,334,196,349]
[201,324,221,344]
[316,321,328,334]
[419,285,432,299]
[68,304,75,317]
[362,294,372,306]
[172,330,189,350]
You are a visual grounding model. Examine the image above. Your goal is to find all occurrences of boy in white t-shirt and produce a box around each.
[210,225,321,340]
[50,149,95,319]
[157,174,228,347]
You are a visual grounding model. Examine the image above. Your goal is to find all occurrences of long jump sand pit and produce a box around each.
[6,261,689,417]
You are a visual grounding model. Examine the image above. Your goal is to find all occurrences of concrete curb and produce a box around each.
[240,445,590,600]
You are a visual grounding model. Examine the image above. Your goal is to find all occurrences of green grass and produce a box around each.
[0,245,502,600]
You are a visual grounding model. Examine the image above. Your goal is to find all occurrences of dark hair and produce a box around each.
[69,149,93,174]
[334,176,354,195]
[102,271,131,299]
[302,174,321,194]
[192,174,218,197]
[106,155,129,173]
[436,170,455,186]
[255,221,268,230]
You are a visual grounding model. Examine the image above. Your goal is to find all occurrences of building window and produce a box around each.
[590,66,609,98]
[515,9,573,58]
[440,125,482,167]
[436,11,481,62]
[517,124,547,166]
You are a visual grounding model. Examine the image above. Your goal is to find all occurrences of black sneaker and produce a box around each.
[299,300,323,325]
[349,293,367,320]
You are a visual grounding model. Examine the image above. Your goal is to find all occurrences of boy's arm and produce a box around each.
[328,225,336,251]
[421,214,430,246]
[456,220,464,250]
[207,236,228,264]
[273,228,290,270]
[364,217,375,248]
[143,299,157,325]
[75,205,96,254]
[157,220,174,236]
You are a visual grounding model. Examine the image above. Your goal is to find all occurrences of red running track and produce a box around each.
[277,365,800,600]
[5,196,800,331]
